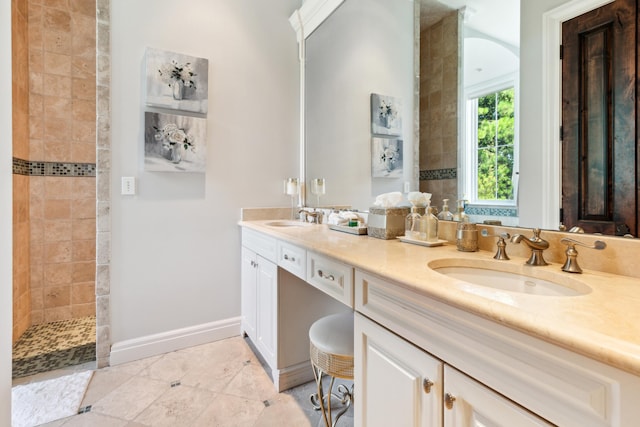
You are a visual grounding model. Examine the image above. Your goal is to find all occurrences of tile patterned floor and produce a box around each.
[26,336,353,427]
[12,316,96,379]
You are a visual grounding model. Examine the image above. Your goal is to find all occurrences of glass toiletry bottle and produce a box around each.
[405,205,422,239]
[452,199,468,222]
[425,201,439,242]
[437,199,454,221]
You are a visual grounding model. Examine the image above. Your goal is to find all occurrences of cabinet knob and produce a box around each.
[422,378,434,394]
[444,392,456,410]
[318,270,335,281]
[284,254,295,262]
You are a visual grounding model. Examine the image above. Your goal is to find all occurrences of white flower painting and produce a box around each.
[371,93,402,136]
[372,137,403,178]
[145,48,209,114]
[144,112,207,173]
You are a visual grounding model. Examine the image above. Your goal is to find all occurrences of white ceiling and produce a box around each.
[419,0,519,48]
[419,0,520,89]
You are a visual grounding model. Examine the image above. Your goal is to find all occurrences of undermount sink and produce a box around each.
[265,220,313,227]
[428,259,592,297]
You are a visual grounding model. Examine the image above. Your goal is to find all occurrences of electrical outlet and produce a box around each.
[404,181,410,193]
[121,177,136,195]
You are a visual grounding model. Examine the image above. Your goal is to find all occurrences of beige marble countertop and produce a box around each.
[239,220,640,377]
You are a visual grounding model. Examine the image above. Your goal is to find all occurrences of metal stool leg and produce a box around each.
[309,362,353,427]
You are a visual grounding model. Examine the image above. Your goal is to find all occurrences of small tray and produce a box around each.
[397,236,447,247]
[329,224,368,235]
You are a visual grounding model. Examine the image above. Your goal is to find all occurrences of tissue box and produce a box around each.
[367,207,409,240]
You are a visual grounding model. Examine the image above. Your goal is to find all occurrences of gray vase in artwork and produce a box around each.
[172,80,184,100]
[170,145,182,164]
[385,157,394,172]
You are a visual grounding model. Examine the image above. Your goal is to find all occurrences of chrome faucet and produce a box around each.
[298,209,323,224]
[511,228,549,266]
[559,237,606,273]
[480,229,511,260]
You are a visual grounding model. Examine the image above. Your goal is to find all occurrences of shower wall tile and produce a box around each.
[73,261,95,283]
[419,11,459,205]
[13,0,31,343]
[26,0,96,332]
[44,262,72,286]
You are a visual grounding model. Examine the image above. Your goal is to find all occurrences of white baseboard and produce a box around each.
[110,317,241,366]
[274,360,315,392]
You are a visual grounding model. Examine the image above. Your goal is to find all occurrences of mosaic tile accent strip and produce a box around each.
[12,157,96,177]
[466,205,519,218]
[12,316,96,379]
[420,168,457,180]
[12,157,30,175]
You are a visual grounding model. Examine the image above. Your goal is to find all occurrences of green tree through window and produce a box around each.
[476,88,515,200]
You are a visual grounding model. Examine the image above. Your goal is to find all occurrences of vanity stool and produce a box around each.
[309,312,354,427]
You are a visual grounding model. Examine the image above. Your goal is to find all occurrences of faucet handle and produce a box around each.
[531,228,546,242]
[560,238,606,273]
[480,229,511,260]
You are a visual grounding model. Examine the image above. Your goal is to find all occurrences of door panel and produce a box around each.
[354,313,442,427]
[443,366,553,427]
[562,0,637,235]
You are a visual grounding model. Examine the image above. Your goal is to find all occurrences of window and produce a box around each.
[463,81,518,206]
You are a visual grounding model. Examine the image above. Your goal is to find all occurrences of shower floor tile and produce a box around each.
[12,316,96,379]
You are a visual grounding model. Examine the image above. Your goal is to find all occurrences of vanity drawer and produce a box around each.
[277,241,306,280]
[242,228,277,263]
[307,252,354,307]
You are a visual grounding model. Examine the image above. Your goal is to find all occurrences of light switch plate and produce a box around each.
[121,177,136,195]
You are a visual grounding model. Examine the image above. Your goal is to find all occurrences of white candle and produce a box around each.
[285,179,298,195]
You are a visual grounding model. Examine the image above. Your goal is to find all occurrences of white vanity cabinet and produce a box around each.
[355,269,640,427]
[240,229,278,367]
[355,313,551,427]
[355,313,442,427]
[241,227,352,391]
[443,365,552,427]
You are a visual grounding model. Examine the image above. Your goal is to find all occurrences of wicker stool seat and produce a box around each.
[309,312,354,427]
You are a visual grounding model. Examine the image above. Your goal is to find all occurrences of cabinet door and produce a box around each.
[240,247,257,341]
[443,366,553,427]
[355,313,442,427]
[255,255,278,369]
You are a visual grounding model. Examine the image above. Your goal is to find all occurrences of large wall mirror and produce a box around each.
[304,0,417,211]
[297,0,638,238]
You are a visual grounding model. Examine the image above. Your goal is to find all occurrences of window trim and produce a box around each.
[460,72,519,208]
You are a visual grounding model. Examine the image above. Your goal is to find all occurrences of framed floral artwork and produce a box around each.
[371,93,402,136]
[371,137,403,178]
[144,111,207,173]
[145,48,209,114]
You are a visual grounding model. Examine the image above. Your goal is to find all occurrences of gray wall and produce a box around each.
[110,0,300,342]
[305,0,415,211]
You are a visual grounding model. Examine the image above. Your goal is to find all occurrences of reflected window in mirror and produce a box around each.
[459,20,520,224]
[464,81,518,204]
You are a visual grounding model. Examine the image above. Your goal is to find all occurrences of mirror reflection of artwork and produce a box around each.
[371,93,402,136]
[372,137,403,178]
[145,48,209,114]
[144,112,207,173]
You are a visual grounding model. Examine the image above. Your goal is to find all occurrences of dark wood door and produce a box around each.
[562,0,638,236]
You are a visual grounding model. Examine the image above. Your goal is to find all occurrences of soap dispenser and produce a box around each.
[452,199,469,222]
[405,204,422,239]
[437,199,454,221]
[424,199,439,242]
